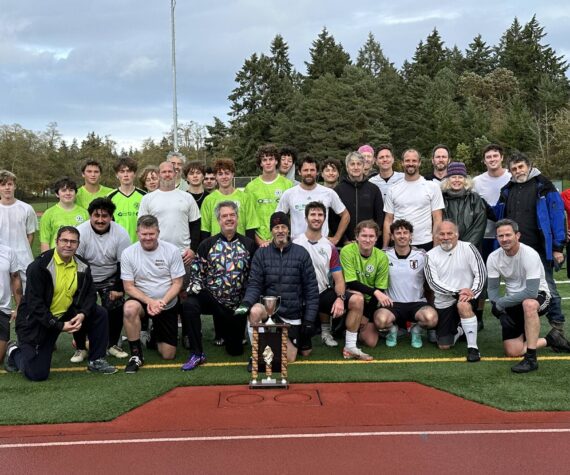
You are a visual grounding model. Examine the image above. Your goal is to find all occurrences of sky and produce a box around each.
[2,1,569,151]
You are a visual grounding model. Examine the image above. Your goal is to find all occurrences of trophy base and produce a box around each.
[249,378,289,389]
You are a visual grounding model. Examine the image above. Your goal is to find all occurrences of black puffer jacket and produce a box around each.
[242,241,319,323]
[442,189,487,249]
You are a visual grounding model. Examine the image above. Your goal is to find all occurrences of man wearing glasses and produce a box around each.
[5,226,117,379]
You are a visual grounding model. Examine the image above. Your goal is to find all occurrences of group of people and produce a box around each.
[1,141,569,381]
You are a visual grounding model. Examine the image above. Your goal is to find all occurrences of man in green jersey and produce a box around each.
[245,144,293,245]
[40,177,89,252]
[340,220,391,350]
[107,156,146,243]
[200,158,259,241]
[75,159,113,209]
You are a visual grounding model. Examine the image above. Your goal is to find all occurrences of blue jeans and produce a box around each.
[541,256,565,324]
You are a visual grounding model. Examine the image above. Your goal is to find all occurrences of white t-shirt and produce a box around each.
[0,244,22,314]
[384,177,445,245]
[385,246,427,303]
[77,221,131,283]
[277,184,346,240]
[294,233,341,293]
[121,240,186,309]
[138,189,201,252]
[472,170,511,238]
[487,242,549,297]
[0,200,38,269]
[369,172,405,200]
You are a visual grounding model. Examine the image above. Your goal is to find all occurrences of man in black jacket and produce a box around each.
[235,212,319,362]
[5,226,117,380]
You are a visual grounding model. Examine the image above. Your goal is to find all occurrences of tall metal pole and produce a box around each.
[171,0,179,152]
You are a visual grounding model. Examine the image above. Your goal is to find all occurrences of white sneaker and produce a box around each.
[107,345,128,359]
[342,346,373,361]
[70,349,88,363]
[321,332,338,347]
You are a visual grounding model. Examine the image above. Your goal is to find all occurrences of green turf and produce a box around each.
[2,297,570,425]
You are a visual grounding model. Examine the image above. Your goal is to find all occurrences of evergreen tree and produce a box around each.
[464,34,496,75]
[205,117,231,157]
[406,29,448,79]
[356,32,392,77]
[305,27,351,80]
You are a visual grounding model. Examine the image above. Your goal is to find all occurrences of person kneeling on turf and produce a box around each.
[487,219,570,374]
[5,226,117,379]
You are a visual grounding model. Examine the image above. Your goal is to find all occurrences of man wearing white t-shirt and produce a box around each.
[0,244,23,363]
[383,149,444,250]
[0,170,38,287]
[487,219,570,373]
[369,144,404,200]
[472,143,511,260]
[121,215,186,373]
[277,156,349,243]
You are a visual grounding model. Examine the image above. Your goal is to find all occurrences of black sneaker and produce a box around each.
[466,347,481,363]
[511,356,538,373]
[4,341,19,373]
[88,358,118,374]
[545,329,570,353]
[125,355,143,374]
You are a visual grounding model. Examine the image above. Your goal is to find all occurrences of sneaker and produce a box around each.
[427,329,437,344]
[70,349,88,363]
[342,347,373,361]
[466,347,481,363]
[511,355,538,374]
[321,332,338,347]
[107,345,128,359]
[385,328,398,348]
[125,355,143,374]
[411,332,423,349]
[4,341,19,373]
[88,358,118,374]
[181,353,207,371]
[545,329,570,353]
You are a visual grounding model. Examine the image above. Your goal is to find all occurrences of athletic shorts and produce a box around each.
[387,302,433,327]
[501,292,550,341]
[275,317,312,352]
[436,300,477,346]
[363,298,381,320]
[0,311,9,341]
[318,288,354,315]
[127,298,179,347]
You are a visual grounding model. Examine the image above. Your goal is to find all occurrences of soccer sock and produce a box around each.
[411,323,422,334]
[129,339,143,360]
[453,326,464,344]
[345,330,357,349]
[321,322,332,336]
[526,348,537,358]
[461,316,478,349]
[247,321,254,346]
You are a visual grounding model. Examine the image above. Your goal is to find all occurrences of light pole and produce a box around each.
[170,0,178,152]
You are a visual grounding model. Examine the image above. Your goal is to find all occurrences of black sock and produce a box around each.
[129,340,143,360]
[526,348,537,359]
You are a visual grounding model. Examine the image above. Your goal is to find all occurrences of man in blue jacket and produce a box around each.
[495,152,566,333]
[236,212,319,363]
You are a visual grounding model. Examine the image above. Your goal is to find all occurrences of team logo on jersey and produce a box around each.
[410,260,418,270]
[318,248,327,258]
[76,215,85,223]
[274,190,283,198]
[134,202,140,210]
[366,264,375,273]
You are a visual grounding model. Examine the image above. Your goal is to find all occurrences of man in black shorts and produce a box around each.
[487,219,570,373]
[375,219,437,348]
[120,215,186,373]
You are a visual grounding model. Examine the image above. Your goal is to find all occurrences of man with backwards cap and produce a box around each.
[358,144,376,178]
[235,211,319,365]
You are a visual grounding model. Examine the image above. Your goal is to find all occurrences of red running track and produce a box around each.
[1,382,569,474]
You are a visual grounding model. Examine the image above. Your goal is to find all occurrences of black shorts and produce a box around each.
[501,292,550,341]
[436,300,477,346]
[318,288,354,315]
[127,298,179,347]
[275,317,312,352]
[363,298,381,320]
[0,311,9,341]
[387,302,433,327]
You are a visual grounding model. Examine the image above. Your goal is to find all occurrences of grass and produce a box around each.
[2,295,570,425]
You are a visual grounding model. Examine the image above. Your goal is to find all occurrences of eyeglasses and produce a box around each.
[58,238,79,246]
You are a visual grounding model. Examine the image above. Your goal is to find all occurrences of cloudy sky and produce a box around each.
[2,1,569,151]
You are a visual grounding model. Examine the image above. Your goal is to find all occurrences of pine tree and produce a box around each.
[356,32,392,77]
[305,27,351,80]
[464,34,496,75]
[406,29,448,79]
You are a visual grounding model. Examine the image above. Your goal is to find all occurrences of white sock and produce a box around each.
[461,316,478,349]
[247,322,254,346]
[345,330,357,349]
[321,322,332,336]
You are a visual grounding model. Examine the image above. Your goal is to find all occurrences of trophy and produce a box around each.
[260,295,280,325]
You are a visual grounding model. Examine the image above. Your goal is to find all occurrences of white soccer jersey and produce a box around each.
[472,171,511,238]
[0,244,22,314]
[0,200,38,269]
[138,189,201,252]
[277,184,346,240]
[369,172,405,200]
[121,239,186,310]
[294,234,341,293]
[425,240,487,309]
[77,221,131,283]
[384,177,444,245]
[487,242,549,297]
[385,246,427,303]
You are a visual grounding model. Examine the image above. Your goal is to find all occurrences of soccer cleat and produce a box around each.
[4,341,19,373]
[70,349,88,363]
[88,358,118,374]
[466,347,481,363]
[125,355,143,374]
[411,332,423,349]
[181,353,207,371]
[545,329,570,353]
[427,329,437,344]
[511,355,538,374]
[107,345,128,359]
[321,332,338,347]
[342,346,373,361]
